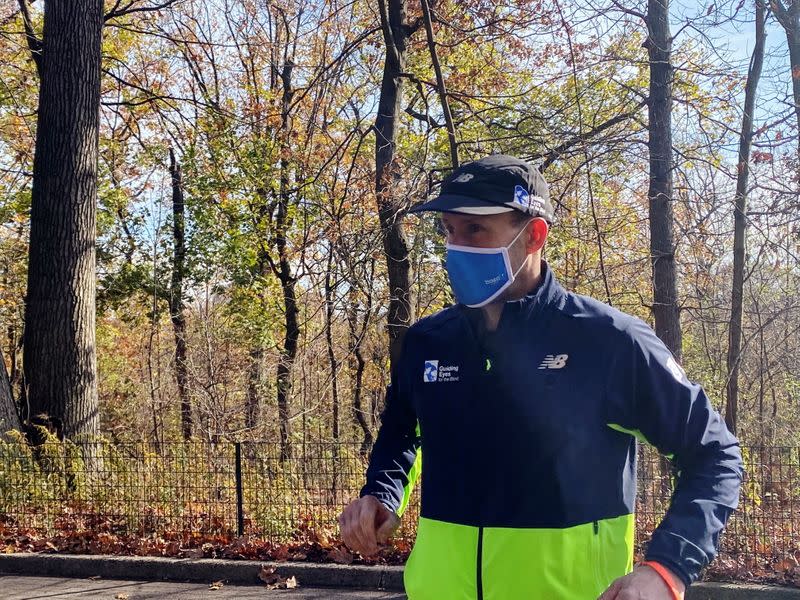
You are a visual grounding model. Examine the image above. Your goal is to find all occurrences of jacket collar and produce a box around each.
[459,260,565,335]
[506,259,564,314]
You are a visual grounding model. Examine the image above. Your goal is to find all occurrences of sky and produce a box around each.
[677,1,794,132]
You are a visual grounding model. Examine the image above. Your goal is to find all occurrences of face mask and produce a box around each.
[445,221,531,308]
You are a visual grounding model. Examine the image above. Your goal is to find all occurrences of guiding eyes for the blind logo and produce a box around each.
[423,360,459,383]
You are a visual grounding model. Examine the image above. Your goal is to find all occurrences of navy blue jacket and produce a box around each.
[361,263,743,587]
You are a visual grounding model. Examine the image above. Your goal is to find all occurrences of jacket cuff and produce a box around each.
[359,488,400,514]
[644,530,709,587]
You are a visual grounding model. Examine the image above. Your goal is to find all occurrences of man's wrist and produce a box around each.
[639,560,686,600]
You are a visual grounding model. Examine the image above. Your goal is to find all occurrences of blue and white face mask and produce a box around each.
[444,222,531,308]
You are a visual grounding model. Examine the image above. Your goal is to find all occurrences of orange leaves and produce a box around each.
[751,151,773,164]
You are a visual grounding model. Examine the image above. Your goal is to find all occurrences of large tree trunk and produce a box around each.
[375,0,415,372]
[726,1,766,437]
[645,0,682,361]
[23,0,103,439]
[169,148,192,441]
[645,0,681,495]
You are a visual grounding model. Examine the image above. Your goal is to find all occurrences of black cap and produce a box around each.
[410,154,553,222]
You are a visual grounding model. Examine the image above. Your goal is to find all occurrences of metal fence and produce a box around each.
[0,439,797,574]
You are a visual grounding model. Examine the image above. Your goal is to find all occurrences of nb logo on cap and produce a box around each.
[453,173,474,183]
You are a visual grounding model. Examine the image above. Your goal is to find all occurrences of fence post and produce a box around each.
[235,442,244,537]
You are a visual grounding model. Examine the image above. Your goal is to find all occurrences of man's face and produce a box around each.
[439,211,525,249]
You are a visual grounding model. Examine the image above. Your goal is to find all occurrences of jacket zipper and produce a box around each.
[592,520,601,587]
[476,526,484,600]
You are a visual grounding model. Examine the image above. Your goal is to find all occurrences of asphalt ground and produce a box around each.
[0,575,407,599]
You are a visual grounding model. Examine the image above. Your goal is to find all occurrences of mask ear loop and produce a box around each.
[506,217,535,281]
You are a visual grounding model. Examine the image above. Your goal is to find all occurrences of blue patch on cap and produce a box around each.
[513,185,529,208]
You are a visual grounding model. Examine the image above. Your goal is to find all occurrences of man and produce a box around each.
[339,155,743,599]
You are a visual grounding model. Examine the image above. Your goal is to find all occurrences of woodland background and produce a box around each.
[0,0,798,559]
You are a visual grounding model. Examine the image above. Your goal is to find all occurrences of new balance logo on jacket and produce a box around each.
[538,353,568,369]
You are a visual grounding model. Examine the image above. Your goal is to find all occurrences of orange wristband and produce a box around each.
[640,560,684,600]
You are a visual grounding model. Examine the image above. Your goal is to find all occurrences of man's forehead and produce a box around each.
[440,212,515,225]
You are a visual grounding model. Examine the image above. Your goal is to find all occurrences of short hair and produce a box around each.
[509,210,531,226]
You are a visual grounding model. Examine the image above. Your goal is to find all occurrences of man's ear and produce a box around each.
[526,218,549,253]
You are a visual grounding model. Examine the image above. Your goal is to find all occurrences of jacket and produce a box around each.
[360,262,743,599]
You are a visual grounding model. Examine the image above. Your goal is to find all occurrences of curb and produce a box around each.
[0,554,797,598]
[0,554,404,591]
[688,583,800,600]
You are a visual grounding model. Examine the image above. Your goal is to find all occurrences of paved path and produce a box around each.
[0,575,407,600]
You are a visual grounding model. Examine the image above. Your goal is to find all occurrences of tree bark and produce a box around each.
[169,148,192,441]
[645,0,682,360]
[726,1,767,436]
[23,0,103,439]
[375,0,416,373]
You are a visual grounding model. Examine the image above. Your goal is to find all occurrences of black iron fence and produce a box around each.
[0,439,797,575]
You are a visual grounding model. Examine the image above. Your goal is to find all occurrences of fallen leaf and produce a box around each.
[208,580,224,590]
[258,566,280,585]
[283,576,298,589]
[88,575,101,580]
[114,594,129,600]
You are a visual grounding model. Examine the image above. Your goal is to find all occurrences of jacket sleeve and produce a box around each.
[359,335,421,517]
[606,317,744,587]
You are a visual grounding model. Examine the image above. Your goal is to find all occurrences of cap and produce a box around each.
[410,154,553,222]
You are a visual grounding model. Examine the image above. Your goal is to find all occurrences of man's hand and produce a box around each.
[338,495,400,556]
[597,563,685,600]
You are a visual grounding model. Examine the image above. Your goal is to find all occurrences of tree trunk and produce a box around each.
[276,58,297,462]
[348,283,375,457]
[324,249,340,444]
[375,0,415,373]
[245,347,263,431]
[169,148,192,441]
[726,1,767,436]
[0,356,21,435]
[772,1,800,159]
[420,0,458,168]
[645,0,682,361]
[23,0,103,439]
[645,0,681,494]
[324,248,340,491]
